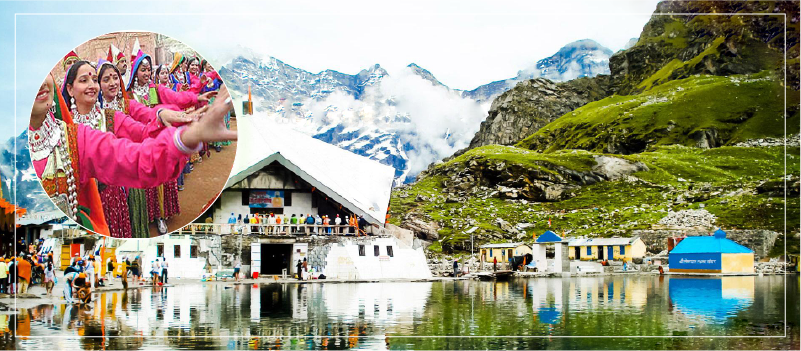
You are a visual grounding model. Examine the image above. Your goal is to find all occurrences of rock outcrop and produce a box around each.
[465,76,611,150]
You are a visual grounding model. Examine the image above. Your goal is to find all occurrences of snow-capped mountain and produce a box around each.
[220,56,486,184]
[219,39,613,184]
[463,39,614,102]
[0,130,56,212]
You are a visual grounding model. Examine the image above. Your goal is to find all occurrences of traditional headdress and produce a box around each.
[110,44,125,64]
[129,38,141,64]
[62,51,79,71]
[170,52,184,73]
[126,51,152,91]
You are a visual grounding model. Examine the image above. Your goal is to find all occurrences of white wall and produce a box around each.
[118,236,212,279]
[284,192,316,217]
[217,190,250,224]
[324,237,431,279]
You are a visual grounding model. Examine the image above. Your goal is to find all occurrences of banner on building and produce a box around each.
[249,190,284,208]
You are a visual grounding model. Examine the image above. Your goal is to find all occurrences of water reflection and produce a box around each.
[669,276,755,323]
[0,276,794,350]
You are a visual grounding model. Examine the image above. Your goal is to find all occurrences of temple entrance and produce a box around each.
[260,244,293,275]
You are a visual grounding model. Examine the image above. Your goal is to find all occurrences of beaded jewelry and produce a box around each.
[29,110,79,221]
[72,101,102,130]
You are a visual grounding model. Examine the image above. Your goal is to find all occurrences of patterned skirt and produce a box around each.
[99,184,132,238]
[128,188,150,238]
[146,181,180,222]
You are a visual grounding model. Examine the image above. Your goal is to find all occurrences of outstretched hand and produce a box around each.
[181,87,236,148]
[159,106,207,127]
[197,91,218,103]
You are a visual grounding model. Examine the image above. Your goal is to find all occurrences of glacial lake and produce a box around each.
[3,275,798,350]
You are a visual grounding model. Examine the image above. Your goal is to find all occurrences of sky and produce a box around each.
[0,0,662,142]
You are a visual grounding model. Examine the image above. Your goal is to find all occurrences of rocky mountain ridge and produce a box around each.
[461,1,799,155]
[392,1,800,257]
[219,39,615,183]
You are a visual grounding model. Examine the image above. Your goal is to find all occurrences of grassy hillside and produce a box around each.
[517,72,799,154]
[391,144,798,255]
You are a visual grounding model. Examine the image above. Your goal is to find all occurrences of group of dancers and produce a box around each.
[29,44,237,239]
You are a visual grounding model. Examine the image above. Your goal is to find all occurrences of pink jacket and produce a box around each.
[32,124,190,190]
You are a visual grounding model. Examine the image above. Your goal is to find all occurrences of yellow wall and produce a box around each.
[481,245,531,262]
[630,239,647,259]
[721,253,755,273]
[514,245,532,256]
[568,240,646,261]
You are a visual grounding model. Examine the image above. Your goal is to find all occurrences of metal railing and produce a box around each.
[175,223,373,236]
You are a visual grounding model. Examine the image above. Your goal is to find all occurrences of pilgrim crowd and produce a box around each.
[0,240,174,304]
[224,212,372,236]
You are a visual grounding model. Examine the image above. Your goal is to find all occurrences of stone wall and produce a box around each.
[221,235,259,267]
[634,229,780,259]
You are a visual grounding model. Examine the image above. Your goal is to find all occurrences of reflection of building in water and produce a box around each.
[669,276,755,323]
[320,282,430,327]
[528,278,563,324]
[567,276,649,310]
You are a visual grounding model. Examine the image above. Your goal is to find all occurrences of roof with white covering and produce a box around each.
[480,242,530,249]
[227,115,396,225]
[568,237,641,247]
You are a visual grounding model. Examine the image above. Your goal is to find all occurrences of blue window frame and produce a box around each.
[620,245,625,255]
[489,250,492,257]
[586,246,591,256]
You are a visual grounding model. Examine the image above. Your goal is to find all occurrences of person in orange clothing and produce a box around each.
[348,215,357,235]
[76,281,92,304]
[17,257,32,294]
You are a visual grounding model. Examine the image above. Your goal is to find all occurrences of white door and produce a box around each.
[250,243,261,275]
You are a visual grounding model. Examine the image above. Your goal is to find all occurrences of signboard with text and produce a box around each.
[669,253,722,271]
[249,190,285,208]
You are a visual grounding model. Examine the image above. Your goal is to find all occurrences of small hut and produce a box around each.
[669,229,754,274]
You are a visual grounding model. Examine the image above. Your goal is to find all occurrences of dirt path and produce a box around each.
[148,118,238,236]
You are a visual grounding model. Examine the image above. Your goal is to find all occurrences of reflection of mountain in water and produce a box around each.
[668,276,755,323]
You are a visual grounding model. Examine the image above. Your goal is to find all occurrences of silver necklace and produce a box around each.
[29,110,61,161]
[31,111,78,221]
[72,102,103,130]
[133,83,150,102]
[105,97,122,112]
[56,123,79,221]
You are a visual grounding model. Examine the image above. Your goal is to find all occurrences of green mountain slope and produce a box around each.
[517,72,799,154]
[391,144,798,255]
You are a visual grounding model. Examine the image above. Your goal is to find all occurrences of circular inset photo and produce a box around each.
[27,32,238,238]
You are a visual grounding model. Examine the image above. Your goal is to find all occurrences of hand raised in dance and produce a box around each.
[181,86,236,147]
[197,91,218,104]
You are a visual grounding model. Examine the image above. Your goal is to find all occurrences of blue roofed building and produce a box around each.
[668,229,755,274]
